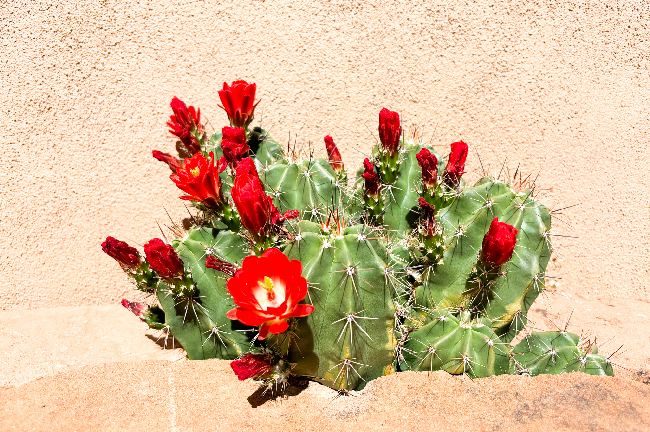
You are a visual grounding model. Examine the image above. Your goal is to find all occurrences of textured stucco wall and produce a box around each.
[1,0,648,310]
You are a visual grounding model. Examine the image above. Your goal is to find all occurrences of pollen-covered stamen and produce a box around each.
[258,276,276,301]
[190,167,200,177]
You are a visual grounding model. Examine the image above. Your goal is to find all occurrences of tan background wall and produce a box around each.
[1,0,648,310]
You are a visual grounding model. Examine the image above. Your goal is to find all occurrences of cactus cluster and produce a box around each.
[104,80,613,393]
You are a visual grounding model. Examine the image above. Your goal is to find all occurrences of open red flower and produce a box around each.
[102,236,141,268]
[480,217,519,266]
[144,238,184,279]
[416,148,438,190]
[378,108,402,155]
[220,126,250,167]
[152,150,183,173]
[324,135,344,173]
[443,141,468,186]
[231,158,298,240]
[226,248,314,339]
[167,97,204,156]
[218,80,257,128]
[170,152,224,208]
[362,158,381,196]
[230,353,273,381]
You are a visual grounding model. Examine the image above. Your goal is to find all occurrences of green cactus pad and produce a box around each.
[261,159,348,222]
[280,221,402,391]
[156,228,253,359]
[511,331,613,376]
[414,178,551,341]
[400,311,511,377]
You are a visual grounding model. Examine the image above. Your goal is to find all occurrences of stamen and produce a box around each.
[258,276,275,300]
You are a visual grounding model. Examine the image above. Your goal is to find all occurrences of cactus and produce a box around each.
[278,220,401,390]
[399,311,511,377]
[512,331,613,376]
[104,83,615,395]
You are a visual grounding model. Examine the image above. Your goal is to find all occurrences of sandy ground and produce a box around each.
[1,290,648,431]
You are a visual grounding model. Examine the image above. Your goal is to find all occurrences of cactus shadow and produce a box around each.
[145,332,177,350]
[247,376,310,408]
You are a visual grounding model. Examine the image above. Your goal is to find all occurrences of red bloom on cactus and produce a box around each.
[481,217,519,266]
[231,158,298,239]
[416,148,438,189]
[218,80,257,128]
[443,141,468,186]
[170,152,224,208]
[362,158,381,196]
[220,126,250,167]
[324,135,344,172]
[102,236,141,268]
[143,238,184,279]
[167,97,203,155]
[121,299,146,317]
[231,353,273,381]
[152,150,183,173]
[226,248,314,339]
[378,108,402,155]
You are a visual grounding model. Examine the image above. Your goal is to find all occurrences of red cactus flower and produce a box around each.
[144,238,184,279]
[480,217,519,266]
[416,148,438,190]
[102,236,141,268]
[443,141,468,186]
[418,197,437,237]
[378,108,402,155]
[362,158,381,196]
[220,126,250,167]
[121,299,146,317]
[231,158,298,240]
[152,150,183,173]
[226,248,314,339]
[324,135,344,173]
[231,353,273,381]
[218,80,257,128]
[170,152,224,208]
[167,97,204,155]
[205,255,238,277]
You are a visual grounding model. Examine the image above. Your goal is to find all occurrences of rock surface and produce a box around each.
[2,361,649,432]
[1,291,649,431]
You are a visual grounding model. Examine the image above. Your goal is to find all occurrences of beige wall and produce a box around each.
[2,0,648,310]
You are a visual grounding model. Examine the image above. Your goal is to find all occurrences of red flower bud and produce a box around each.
[121,299,146,317]
[167,97,203,155]
[220,126,250,167]
[226,248,314,339]
[418,197,437,237]
[205,255,238,277]
[218,80,257,128]
[102,236,141,268]
[362,158,381,196]
[480,217,519,266]
[231,158,298,240]
[152,150,183,173]
[378,108,402,155]
[416,148,438,190]
[230,353,273,381]
[324,135,344,173]
[144,238,184,279]
[443,141,468,186]
[170,152,224,208]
